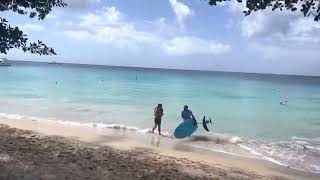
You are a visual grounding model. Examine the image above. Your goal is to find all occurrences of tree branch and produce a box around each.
[207,0,320,21]
[0,0,66,55]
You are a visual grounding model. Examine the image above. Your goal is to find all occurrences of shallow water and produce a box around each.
[0,61,320,173]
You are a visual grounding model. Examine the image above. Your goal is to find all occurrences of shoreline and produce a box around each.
[1,118,319,179]
[1,111,319,174]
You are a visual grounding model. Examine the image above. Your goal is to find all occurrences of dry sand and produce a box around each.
[0,118,319,180]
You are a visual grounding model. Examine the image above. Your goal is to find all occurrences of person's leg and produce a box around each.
[158,120,161,135]
[152,117,157,133]
[152,124,157,133]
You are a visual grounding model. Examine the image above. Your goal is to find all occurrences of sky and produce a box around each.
[3,0,320,76]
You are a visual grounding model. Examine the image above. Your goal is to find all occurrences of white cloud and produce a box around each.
[239,10,320,45]
[63,6,230,55]
[64,30,91,40]
[92,25,160,48]
[241,11,296,39]
[19,24,45,31]
[241,13,265,38]
[46,14,57,19]
[286,18,320,43]
[145,17,181,38]
[228,0,246,13]
[64,7,160,48]
[80,7,122,28]
[227,1,320,44]
[229,6,320,68]
[162,36,231,56]
[65,0,100,8]
[225,0,320,63]
[169,0,193,28]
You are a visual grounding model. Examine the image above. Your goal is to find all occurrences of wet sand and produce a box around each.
[0,118,319,180]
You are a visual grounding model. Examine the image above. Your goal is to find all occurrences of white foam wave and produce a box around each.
[0,112,173,137]
[1,112,319,174]
[238,144,288,166]
[189,133,242,144]
[239,139,320,173]
[190,145,252,158]
[0,113,24,120]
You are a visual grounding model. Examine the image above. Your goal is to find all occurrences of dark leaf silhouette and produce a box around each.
[0,0,67,55]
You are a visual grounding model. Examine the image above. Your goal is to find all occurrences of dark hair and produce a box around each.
[158,104,162,107]
[184,105,188,110]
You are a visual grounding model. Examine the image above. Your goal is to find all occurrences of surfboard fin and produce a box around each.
[202,116,210,132]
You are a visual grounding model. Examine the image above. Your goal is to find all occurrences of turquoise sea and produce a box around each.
[1,61,320,173]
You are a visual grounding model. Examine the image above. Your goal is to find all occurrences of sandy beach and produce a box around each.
[0,118,319,180]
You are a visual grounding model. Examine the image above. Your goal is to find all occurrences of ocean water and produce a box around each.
[1,61,320,173]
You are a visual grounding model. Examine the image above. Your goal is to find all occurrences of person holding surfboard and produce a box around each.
[181,105,196,124]
[152,104,163,135]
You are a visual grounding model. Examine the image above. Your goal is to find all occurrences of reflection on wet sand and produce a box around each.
[150,135,161,147]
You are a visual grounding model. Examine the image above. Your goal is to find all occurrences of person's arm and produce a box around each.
[154,108,157,115]
[191,111,196,120]
[190,111,197,125]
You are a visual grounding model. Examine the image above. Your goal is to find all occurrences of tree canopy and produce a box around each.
[0,0,66,56]
[207,0,320,21]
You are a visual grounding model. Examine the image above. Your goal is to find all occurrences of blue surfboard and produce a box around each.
[174,119,198,139]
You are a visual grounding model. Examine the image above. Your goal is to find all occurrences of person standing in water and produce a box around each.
[181,105,196,124]
[152,104,163,135]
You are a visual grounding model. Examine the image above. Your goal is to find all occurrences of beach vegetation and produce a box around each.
[207,0,320,21]
[0,0,66,55]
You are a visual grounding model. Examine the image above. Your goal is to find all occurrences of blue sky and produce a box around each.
[4,0,320,76]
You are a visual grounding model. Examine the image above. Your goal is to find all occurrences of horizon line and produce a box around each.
[8,59,320,78]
